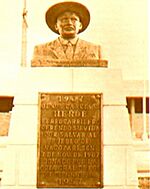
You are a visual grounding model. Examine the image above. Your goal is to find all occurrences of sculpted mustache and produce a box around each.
[63,25,75,29]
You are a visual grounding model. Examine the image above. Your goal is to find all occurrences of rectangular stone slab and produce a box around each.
[31,59,108,67]
[37,93,103,188]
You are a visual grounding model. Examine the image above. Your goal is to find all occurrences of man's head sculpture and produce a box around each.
[45,1,90,35]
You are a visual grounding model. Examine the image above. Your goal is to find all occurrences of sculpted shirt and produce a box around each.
[32,37,101,60]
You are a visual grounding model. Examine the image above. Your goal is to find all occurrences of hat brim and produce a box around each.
[45,1,90,34]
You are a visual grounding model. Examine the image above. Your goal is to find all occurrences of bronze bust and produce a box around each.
[32,2,102,63]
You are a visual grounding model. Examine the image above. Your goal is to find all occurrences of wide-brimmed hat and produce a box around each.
[45,1,90,34]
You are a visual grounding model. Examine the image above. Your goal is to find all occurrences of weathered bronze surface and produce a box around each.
[31,59,108,67]
[37,93,103,188]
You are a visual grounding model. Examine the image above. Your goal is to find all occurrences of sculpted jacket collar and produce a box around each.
[46,37,91,59]
[58,36,78,45]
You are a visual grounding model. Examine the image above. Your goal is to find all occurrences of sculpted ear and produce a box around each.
[55,24,58,31]
[79,22,83,31]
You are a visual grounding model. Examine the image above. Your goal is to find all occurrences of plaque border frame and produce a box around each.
[37,92,103,188]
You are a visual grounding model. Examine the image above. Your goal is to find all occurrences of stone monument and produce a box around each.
[2,1,138,189]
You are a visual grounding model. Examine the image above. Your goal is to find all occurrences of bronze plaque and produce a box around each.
[31,59,108,67]
[37,93,103,188]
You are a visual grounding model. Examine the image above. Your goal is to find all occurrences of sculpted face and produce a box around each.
[55,11,83,39]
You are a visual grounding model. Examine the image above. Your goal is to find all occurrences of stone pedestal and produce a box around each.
[1,67,138,189]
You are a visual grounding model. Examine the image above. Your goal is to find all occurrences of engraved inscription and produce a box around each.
[31,59,108,67]
[37,93,103,188]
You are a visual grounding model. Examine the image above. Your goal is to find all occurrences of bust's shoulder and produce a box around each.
[34,38,59,49]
